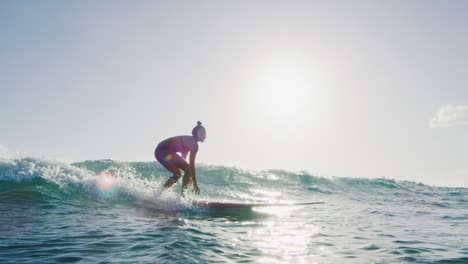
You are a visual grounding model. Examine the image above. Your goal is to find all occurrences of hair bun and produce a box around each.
[197,121,202,126]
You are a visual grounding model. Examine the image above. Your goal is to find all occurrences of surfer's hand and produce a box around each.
[193,185,200,195]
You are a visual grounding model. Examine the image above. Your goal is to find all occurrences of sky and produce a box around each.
[1,1,468,187]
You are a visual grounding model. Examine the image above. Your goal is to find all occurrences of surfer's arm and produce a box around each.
[191,171,199,194]
[189,146,200,194]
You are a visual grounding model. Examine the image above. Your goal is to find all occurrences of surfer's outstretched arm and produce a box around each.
[191,167,199,195]
[181,167,193,195]
[189,145,199,195]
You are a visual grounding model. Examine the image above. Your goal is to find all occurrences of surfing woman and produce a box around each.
[155,121,206,195]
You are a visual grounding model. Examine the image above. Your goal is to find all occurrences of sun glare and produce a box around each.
[258,65,309,118]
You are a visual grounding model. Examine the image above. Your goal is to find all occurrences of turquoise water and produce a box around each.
[1,157,467,263]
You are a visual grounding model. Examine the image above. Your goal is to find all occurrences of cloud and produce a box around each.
[429,104,468,128]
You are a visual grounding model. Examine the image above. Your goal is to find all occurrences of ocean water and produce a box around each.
[0,157,467,264]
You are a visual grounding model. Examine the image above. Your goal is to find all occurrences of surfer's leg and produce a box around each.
[182,170,192,186]
[156,152,182,188]
[171,155,192,189]
[165,155,192,194]
[172,156,191,186]
[164,173,181,188]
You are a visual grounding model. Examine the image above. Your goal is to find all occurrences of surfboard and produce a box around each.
[192,201,324,209]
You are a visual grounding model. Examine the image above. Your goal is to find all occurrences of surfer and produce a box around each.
[155,121,206,195]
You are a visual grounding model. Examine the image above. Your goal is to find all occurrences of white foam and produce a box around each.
[108,165,189,211]
[0,154,196,211]
[0,156,96,190]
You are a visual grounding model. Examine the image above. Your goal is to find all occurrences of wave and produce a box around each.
[1,157,467,210]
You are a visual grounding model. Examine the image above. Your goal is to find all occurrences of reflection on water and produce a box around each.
[172,203,328,263]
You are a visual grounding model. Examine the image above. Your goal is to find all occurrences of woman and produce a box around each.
[155,121,206,195]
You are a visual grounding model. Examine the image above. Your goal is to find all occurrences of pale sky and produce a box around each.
[1,1,468,187]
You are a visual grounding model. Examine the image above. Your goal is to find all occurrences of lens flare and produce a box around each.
[95,171,118,198]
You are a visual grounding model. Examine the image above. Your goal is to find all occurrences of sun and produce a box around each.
[257,65,309,118]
